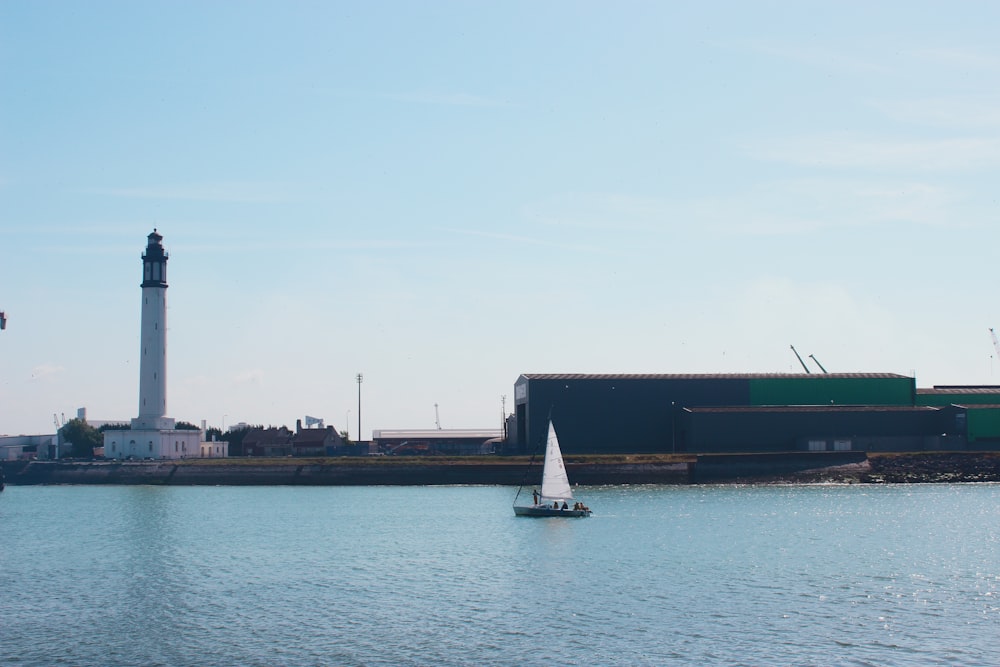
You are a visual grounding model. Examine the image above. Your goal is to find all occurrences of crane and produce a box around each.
[790,345,811,373]
[808,354,829,374]
[991,328,1000,361]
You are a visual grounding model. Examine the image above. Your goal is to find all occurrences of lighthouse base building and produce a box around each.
[104,421,203,460]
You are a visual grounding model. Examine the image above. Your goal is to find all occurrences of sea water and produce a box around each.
[1,483,998,666]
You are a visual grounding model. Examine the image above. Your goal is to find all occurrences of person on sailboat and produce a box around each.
[532,489,539,505]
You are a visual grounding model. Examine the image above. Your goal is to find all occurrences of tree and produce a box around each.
[59,419,103,458]
[222,425,257,457]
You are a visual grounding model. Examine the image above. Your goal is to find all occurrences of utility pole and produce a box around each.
[671,401,676,454]
[356,373,363,445]
[501,395,507,440]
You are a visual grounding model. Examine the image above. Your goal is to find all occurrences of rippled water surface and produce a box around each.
[2,483,999,666]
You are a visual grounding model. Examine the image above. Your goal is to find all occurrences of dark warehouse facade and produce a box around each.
[510,373,1000,455]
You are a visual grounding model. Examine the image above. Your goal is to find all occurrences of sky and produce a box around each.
[2,1,1000,437]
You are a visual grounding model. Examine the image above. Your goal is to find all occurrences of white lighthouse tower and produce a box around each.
[103,230,203,460]
[135,229,171,430]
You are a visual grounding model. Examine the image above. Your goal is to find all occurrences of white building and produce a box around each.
[103,230,213,459]
[0,434,57,460]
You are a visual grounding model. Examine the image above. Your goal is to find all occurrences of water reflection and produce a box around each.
[103,487,191,664]
[2,483,998,666]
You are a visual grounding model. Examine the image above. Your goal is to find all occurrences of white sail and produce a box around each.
[539,421,574,501]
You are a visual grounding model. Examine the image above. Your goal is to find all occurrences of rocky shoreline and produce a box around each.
[718,452,1000,485]
[3,451,1000,486]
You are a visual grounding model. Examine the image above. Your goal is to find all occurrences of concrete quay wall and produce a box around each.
[4,452,999,486]
[1,459,691,486]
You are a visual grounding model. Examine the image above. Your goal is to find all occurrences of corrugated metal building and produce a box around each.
[917,387,1000,446]
[511,373,1000,454]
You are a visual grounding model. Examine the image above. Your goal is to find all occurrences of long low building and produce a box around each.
[510,373,1000,455]
[372,429,503,455]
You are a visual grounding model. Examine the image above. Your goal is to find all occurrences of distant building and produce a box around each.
[199,438,229,458]
[242,427,293,457]
[372,429,502,455]
[293,419,347,456]
[0,434,54,460]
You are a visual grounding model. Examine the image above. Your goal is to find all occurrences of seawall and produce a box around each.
[3,451,999,486]
[0,457,691,486]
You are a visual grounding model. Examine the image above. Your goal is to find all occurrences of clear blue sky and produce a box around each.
[2,1,1000,437]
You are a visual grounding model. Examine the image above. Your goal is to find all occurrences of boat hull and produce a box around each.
[514,505,591,518]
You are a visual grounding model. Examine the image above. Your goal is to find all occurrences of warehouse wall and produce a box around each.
[749,376,914,407]
[684,407,946,454]
[511,374,981,455]
[516,375,749,454]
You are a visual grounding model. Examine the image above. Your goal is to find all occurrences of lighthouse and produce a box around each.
[103,230,207,460]
[136,229,170,429]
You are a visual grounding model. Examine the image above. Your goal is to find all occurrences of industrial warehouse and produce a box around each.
[509,373,1000,455]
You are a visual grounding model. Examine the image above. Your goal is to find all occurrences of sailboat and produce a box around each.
[513,420,591,517]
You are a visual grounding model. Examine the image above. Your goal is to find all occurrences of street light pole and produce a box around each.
[671,401,676,454]
[356,373,363,446]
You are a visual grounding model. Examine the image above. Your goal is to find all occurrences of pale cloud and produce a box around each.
[734,40,891,75]
[871,96,1000,128]
[182,374,213,388]
[523,193,674,233]
[440,227,553,246]
[234,369,265,385]
[518,180,964,242]
[712,178,965,232]
[748,134,1000,171]
[728,277,907,373]
[908,47,1000,71]
[80,182,294,203]
[381,91,508,108]
[30,364,65,380]
[180,236,428,254]
[440,222,617,255]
